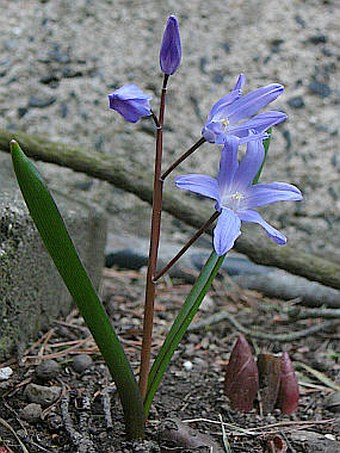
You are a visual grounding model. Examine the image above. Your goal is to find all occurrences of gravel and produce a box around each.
[0,0,338,264]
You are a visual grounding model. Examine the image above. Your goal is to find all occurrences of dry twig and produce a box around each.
[0,416,30,453]
[188,311,338,342]
[182,417,335,437]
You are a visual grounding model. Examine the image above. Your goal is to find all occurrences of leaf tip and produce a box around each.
[277,352,299,415]
[10,139,21,157]
[224,334,259,412]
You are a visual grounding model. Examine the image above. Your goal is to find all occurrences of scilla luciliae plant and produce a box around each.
[10,15,302,440]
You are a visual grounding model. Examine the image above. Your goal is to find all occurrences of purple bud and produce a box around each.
[277,352,299,414]
[108,84,152,123]
[160,15,182,75]
[224,335,259,412]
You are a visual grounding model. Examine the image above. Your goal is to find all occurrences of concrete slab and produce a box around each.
[0,153,107,360]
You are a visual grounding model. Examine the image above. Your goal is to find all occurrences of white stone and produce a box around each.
[0,367,13,381]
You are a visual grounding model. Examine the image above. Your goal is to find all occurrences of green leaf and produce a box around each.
[10,140,144,439]
[144,251,225,416]
[252,128,272,185]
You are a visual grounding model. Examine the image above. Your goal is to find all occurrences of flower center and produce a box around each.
[221,191,245,210]
[220,118,230,129]
[231,192,244,201]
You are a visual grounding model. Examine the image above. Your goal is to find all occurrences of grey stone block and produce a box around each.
[0,155,107,360]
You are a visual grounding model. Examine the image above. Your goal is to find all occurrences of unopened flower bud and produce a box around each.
[160,15,182,75]
[108,84,152,123]
[277,352,299,414]
[224,335,259,412]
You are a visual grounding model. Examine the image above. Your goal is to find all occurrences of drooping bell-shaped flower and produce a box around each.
[108,84,152,123]
[175,137,303,256]
[202,74,287,144]
[160,15,182,75]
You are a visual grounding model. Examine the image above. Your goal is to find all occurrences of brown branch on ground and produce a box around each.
[181,417,335,437]
[188,311,338,342]
[1,128,339,289]
[287,307,340,319]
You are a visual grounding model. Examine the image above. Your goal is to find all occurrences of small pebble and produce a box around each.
[36,359,59,381]
[28,96,56,108]
[212,72,225,84]
[39,74,60,87]
[59,102,68,118]
[308,81,331,98]
[0,367,13,381]
[49,46,71,64]
[294,15,306,28]
[287,96,305,109]
[72,354,93,373]
[308,34,328,45]
[20,403,42,423]
[324,434,336,441]
[17,107,28,118]
[183,360,193,371]
[24,383,61,407]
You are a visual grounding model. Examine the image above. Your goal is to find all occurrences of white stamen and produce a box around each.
[220,118,230,128]
[231,192,244,201]
[221,191,245,210]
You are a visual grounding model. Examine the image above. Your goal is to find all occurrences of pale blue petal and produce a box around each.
[238,131,269,145]
[113,84,152,101]
[238,209,287,245]
[208,89,241,120]
[227,111,287,138]
[227,84,284,123]
[214,209,241,255]
[217,136,240,196]
[233,139,265,191]
[244,182,303,208]
[208,74,246,120]
[109,98,151,123]
[174,174,220,202]
[108,84,152,123]
[233,73,246,91]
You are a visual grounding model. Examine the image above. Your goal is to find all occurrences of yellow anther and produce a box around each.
[220,118,230,128]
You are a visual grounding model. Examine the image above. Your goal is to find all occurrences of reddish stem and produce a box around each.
[154,211,220,281]
[139,74,169,399]
[161,136,206,181]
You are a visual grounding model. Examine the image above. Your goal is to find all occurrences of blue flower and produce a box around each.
[202,74,287,144]
[160,15,182,75]
[108,84,152,123]
[174,137,302,256]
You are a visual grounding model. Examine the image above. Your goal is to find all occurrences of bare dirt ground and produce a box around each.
[0,267,339,452]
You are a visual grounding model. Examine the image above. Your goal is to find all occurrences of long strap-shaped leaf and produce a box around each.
[10,141,145,439]
[144,251,225,415]
[144,132,272,417]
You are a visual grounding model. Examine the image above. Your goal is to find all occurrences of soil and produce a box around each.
[0,266,339,452]
[0,0,339,262]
